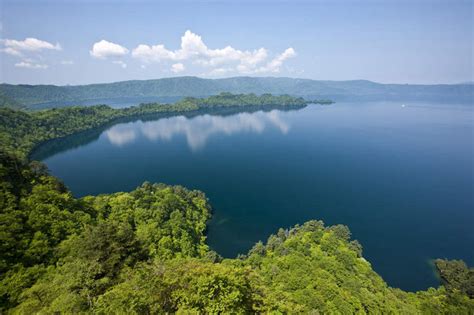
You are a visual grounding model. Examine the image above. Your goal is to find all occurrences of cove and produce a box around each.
[33,101,474,292]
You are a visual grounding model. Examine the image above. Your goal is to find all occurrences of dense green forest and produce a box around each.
[0,93,310,158]
[1,76,472,108]
[1,92,473,313]
[0,152,473,313]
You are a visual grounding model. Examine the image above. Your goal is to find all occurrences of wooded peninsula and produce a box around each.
[0,93,324,158]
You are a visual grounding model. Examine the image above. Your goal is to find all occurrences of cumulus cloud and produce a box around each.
[90,40,129,59]
[171,63,185,73]
[131,30,296,75]
[132,43,176,62]
[255,48,296,73]
[2,47,23,57]
[1,37,61,57]
[15,61,48,69]
[1,37,61,56]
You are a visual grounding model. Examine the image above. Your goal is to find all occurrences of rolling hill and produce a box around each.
[1,76,472,109]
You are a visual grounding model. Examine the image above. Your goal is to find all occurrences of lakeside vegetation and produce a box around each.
[0,93,313,158]
[1,92,473,313]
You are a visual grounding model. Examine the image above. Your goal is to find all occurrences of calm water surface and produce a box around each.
[36,101,474,291]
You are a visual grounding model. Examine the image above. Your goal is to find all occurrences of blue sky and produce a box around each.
[0,0,472,85]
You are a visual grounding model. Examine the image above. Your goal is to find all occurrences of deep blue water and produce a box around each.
[36,101,474,292]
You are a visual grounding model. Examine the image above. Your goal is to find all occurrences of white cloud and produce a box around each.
[132,44,176,62]
[60,60,74,65]
[90,40,129,59]
[1,47,23,57]
[113,60,127,68]
[1,37,61,57]
[15,61,48,69]
[171,63,185,73]
[255,48,296,73]
[131,30,296,75]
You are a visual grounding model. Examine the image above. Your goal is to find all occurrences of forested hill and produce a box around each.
[0,151,473,313]
[1,76,472,108]
[0,91,23,110]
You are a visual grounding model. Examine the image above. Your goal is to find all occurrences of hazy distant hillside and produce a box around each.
[1,76,472,109]
[0,91,24,109]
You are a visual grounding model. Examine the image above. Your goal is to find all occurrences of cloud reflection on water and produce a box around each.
[105,110,290,150]
[105,126,137,146]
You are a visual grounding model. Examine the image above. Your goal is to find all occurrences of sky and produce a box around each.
[0,0,472,85]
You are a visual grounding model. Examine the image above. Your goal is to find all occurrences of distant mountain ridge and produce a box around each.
[1,76,472,109]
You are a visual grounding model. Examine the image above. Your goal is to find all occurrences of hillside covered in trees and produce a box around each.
[1,76,471,109]
[0,151,473,313]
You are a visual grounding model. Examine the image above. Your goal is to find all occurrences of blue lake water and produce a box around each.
[36,101,474,292]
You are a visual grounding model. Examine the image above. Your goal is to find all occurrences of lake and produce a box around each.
[34,101,474,292]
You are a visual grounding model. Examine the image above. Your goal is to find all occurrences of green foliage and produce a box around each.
[95,259,257,314]
[0,151,91,271]
[0,151,93,309]
[184,92,307,108]
[0,105,120,158]
[435,259,474,298]
[0,153,212,312]
[242,221,474,313]
[87,182,211,259]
